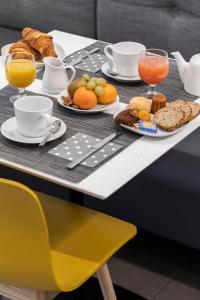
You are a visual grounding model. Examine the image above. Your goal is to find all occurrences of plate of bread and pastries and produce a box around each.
[114,94,200,137]
[1,27,65,69]
[57,73,119,113]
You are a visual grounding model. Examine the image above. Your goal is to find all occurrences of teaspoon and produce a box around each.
[39,120,62,147]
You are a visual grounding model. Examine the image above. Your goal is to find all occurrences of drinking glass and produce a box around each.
[138,49,169,98]
[5,52,36,103]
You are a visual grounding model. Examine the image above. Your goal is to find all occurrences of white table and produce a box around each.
[0,30,200,200]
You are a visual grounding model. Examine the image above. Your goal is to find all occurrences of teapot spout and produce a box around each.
[171,51,188,84]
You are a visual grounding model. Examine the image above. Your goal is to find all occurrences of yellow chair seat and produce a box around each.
[0,178,137,294]
[37,191,137,292]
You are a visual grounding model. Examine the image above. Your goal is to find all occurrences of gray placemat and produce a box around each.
[49,132,123,168]
[65,50,108,73]
[0,85,140,183]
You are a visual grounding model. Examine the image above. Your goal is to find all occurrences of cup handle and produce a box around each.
[64,65,76,82]
[104,45,114,61]
[41,114,52,129]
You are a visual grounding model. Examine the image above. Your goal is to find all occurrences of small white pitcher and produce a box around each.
[42,57,76,94]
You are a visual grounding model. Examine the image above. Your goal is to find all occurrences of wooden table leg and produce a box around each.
[69,189,85,300]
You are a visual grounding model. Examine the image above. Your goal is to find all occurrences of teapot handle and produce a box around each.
[64,65,76,82]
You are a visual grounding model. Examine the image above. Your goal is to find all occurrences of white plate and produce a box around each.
[1,42,65,69]
[114,107,183,138]
[101,61,141,82]
[57,90,120,114]
[1,116,66,144]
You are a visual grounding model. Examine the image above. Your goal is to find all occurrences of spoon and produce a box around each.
[39,120,62,147]
[107,61,118,76]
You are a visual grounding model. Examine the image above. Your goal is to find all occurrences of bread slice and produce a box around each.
[169,100,192,124]
[154,107,184,131]
[186,101,200,120]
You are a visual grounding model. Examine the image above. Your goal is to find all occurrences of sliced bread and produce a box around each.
[154,107,184,131]
[169,100,192,124]
[186,101,200,120]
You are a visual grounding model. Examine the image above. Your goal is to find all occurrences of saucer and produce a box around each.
[1,116,66,144]
[101,61,141,82]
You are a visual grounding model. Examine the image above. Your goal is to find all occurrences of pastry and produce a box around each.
[129,97,151,117]
[9,40,42,61]
[169,100,192,124]
[22,27,57,57]
[186,101,200,119]
[129,96,151,112]
[151,93,167,114]
[115,109,138,126]
[154,107,184,131]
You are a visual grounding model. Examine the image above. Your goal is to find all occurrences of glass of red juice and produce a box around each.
[138,49,169,98]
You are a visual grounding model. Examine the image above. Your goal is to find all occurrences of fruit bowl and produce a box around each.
[58,73,120,113]
[57,90,120,114]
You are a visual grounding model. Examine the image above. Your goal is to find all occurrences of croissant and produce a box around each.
[9,40,42,61]
[22,27,57,57]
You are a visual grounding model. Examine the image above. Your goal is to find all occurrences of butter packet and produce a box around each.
[139,120,157,134]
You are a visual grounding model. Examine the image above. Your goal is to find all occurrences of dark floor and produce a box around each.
[109,230,200,300]
[55,278,145,299]
[54,230,200,300]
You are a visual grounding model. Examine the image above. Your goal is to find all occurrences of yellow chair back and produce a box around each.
[0,178,56,290]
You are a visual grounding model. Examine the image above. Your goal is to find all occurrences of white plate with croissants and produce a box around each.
[1,27,65,69]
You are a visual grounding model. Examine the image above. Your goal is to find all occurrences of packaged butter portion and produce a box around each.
[139,121,157,134]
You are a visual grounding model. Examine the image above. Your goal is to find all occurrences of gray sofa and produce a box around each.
[1,0,200,59]
[1,0,200,249]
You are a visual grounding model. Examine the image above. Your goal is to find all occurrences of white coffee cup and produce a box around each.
[14,96,53,138]
[104,41,146,77]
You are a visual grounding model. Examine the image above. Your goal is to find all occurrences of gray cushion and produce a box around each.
[175,0,200,17]
[0,27,21,48]
[0,0,96,38]
[97,0,200,59]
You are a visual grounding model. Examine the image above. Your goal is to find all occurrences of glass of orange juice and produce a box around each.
[138,49,169,98]
[5,52,36,103]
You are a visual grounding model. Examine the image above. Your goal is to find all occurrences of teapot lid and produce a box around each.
[191,54,200,64]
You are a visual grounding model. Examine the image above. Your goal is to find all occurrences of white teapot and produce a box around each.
[171,51,200,97]
[42,57,76,94]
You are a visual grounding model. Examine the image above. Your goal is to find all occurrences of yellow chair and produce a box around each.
[0,178,137,300]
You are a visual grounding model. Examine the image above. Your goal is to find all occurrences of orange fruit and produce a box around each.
[98,83,117,104]
[138,110,151,121]
[73,87,97,109]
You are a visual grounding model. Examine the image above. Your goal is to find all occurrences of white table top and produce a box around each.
[0,30,200,200]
